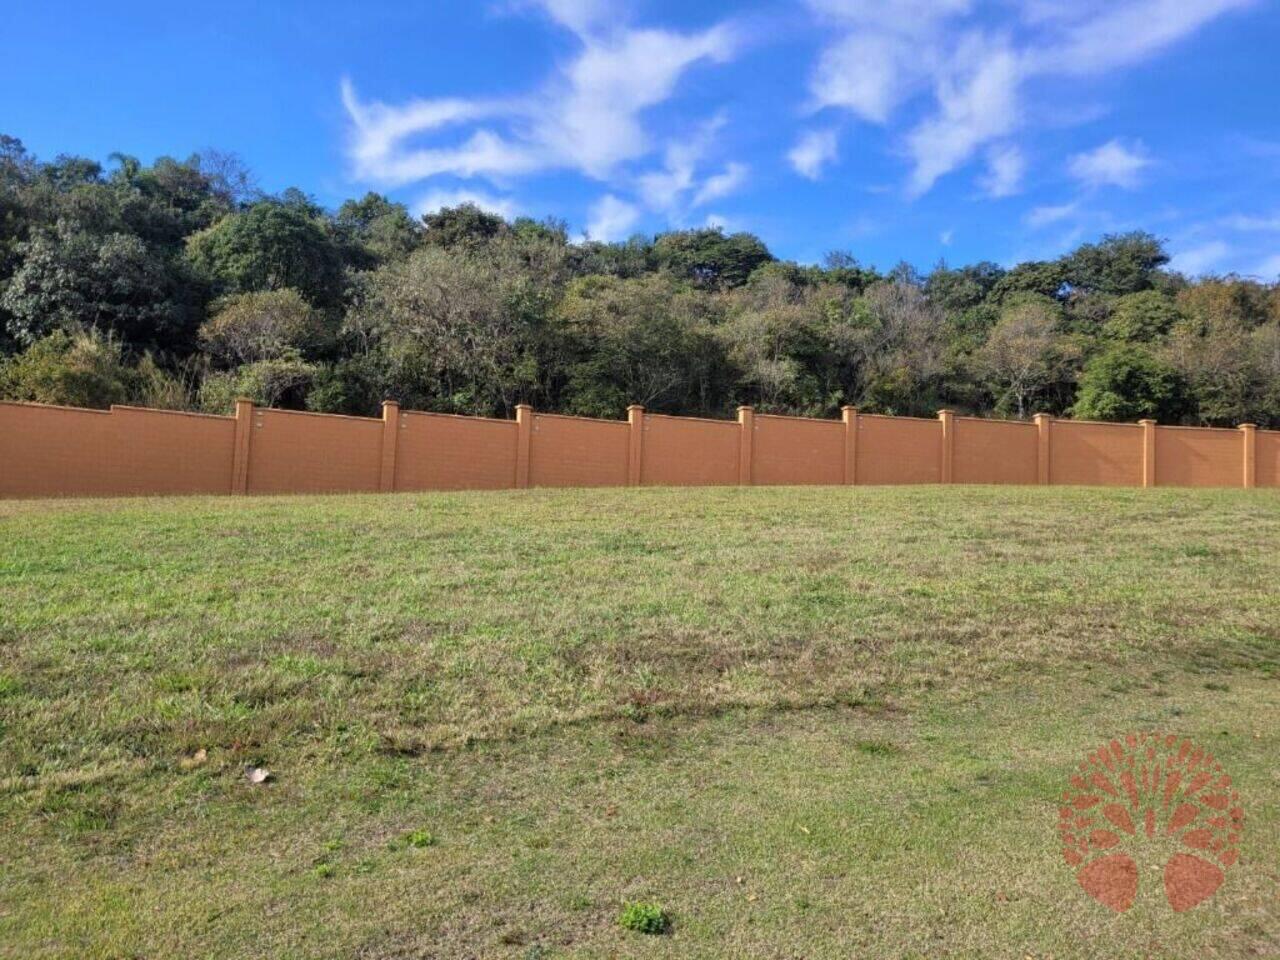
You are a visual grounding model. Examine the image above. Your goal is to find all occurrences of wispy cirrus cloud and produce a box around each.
[585,194,641,241]
[981,144,1027,198]
[802,0,1254,197]
[1068,139,1151,189]
[342,1,737,187]
[342,0,748,236]
[413,188,520,220]
[788,128,839,180]
[1168,239,1232,276]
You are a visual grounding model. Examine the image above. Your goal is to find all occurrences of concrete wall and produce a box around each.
[527,413,629,488]
[245,408,382,495]
[641,414,739,486]
[751,414,845,486]
[0,402,235,498]
[953,417,1038,486]
[2,399,1276,498]
[395,411,517,491]
[856,415,943,485]
[1048,420,1144,487]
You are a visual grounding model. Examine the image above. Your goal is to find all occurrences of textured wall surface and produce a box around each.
[751,415,845,486]
[640,415,739,486]
[855,415,942,485]
[0,402,234,498]
[1048,421,1143,487]
[528,413,629,488]
[246,409,382,495]
[3,400,1276,499]
[396,412,517,491]
[953,417,1039,486]
[1154,426,1242,488]
[1260,432,1280,488]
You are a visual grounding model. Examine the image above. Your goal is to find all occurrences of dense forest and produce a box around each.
[1,135,1278,427]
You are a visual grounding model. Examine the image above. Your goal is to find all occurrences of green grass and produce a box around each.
[1,485,1277,958]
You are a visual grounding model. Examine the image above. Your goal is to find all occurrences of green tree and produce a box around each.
[1,222,200,348]
[1103,290,1182,342]
[557,274,730,417]
[186,198,346,309]
[652,228,773,288]
[199,289,330,366]
[198,352,316,413]
[1071,344,1189,422]
[1065,232,1168,296]
[974,299,1078,418]
[335,192,421,266]
[348,236,565,416]
[421,203,508,251]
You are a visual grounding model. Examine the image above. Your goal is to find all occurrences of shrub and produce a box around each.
[0,329,135,408]
[618,901,670,935]
[387,828,435,851]
[199,288,330,365]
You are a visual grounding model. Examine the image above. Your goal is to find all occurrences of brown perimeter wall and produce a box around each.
[1,400,1274,499]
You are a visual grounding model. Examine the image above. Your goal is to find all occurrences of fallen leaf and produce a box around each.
[245,766,272,784]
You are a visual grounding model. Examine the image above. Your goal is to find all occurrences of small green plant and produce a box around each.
[619,901,670,935]
[389,828,435,851]
[312,863,335,879]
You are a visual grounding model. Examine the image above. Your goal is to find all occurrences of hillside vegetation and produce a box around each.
[2,136,1279,428]
[1,487,1277,957]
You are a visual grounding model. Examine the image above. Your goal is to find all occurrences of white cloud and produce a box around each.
[1251,253,1280,278]
[788,129,839,179]
[1025,201,1080,228]
[528,0,619,35]
[540,25,737,179]
[1067,139,1150,189]
[586,194,641,241]
[904,34,1022,197]
[341,16,737,189]
[704,211,744,232]
[809,33,925,123]
[980,144,1026,197]
[692,162,749,206]
[1168,240,1231,276]
[413,188,519,220]
[1221,212,1280,232]
[940,229,954,245]
[803,0,1250,196]
[1036,0,1256,76]
[636,115,747,218]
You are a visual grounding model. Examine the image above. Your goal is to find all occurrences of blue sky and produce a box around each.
[3,0,1279,275]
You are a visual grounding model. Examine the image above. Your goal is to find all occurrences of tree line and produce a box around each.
[2,135,1278,427]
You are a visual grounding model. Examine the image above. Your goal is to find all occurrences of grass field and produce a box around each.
[1,485,1278,959]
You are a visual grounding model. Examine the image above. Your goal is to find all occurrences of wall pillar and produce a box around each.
[938,409,955,484]
[1240,423,1257,489]
[1139,419,1157,488]
[737,405,754,485]
[1033,413,1052,486]
[841,406,858,485]
[231,398,254,494]
[379,400,400,493]
[627,404,645,486]
[514,404,533,489]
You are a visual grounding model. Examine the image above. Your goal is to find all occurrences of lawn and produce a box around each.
[0,485,1277,959]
